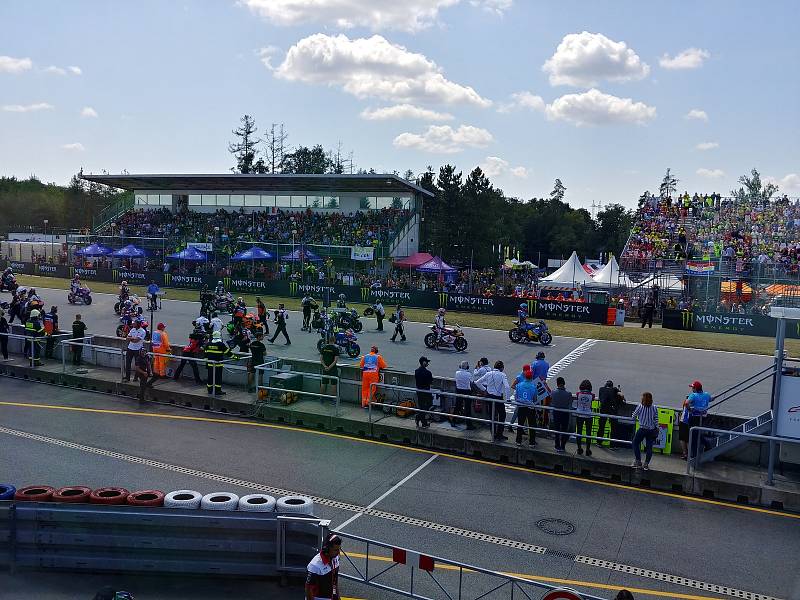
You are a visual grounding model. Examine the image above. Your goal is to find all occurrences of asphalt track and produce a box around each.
[0,380,797,600]
[12,284,773,416]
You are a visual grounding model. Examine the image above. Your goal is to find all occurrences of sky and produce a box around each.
[1,0,798,210]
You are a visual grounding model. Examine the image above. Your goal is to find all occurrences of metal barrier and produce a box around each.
[59,338,123,376]
[687,426,800,483]
[333,529,607,600]
[0,501,324,578]
[708,364,777,412]
[368,381,638,447]
[1,331,73,367]
[147,349,251,399]
[253,363,341,418]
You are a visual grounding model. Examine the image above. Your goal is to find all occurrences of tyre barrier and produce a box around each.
[14,485,55,502]
[238,494,276,512]
[164,490,203,509]
[0,484,15,500]
[52,486,92,503]
[200,492,239,511]
[276,495,314,515]
[89,487,130,505]
[126,490,165,506]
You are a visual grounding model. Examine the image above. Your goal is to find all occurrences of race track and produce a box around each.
[6,284,773,416]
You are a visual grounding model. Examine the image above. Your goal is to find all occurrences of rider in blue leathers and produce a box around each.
[517,303,533,335]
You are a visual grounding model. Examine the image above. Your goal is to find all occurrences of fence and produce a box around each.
[254,363,342,418]
[334,529,607,600]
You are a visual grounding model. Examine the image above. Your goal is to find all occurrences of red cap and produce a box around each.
[690,380,702,390]
[522,364,532,374]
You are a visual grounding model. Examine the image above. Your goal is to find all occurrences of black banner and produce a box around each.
[3,259,608,321]
[663,309,800,339]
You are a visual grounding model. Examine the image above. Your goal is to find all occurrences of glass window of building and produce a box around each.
[159,194,173,206]
[260,195,275,208]
[201,194,216,206]
[135,193,147,206]
[324,196,339,209]
[228,194,242,207]
[244,194,260,207]
[276,195,291,208]
[188,194,202,206]
[291,195,306,208]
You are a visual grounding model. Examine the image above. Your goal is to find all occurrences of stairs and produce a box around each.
[696,410,773,464]
[92,195,135,233]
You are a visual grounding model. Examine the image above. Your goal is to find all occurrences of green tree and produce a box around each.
[282,145,331,174]
[731,168,778,202]
[228,115,259,174]
[596,203,634,257]
[659,168,678,198]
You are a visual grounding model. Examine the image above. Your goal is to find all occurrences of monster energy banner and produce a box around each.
[663,309,800,339]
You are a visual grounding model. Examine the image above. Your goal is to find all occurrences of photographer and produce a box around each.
[598,380,626,448]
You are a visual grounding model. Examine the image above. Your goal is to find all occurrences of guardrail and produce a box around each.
[0,331,73,367]
[254,364,342,417]
[333,529,607,600]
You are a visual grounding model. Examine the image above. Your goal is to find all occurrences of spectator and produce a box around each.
[597,380,625,449]
[476,360,510,441]
[70,314,87,366]
[549,377,572,453]
[631,392,659,470]
[415,356,433,428]
[454,360,474,430]
[615,591,634,600]
[640,294,655,328]
[0,309,9,361]
[575,379,595,456]
[681,380,711,459]
[513,365,538,447]
[135,347,153,402]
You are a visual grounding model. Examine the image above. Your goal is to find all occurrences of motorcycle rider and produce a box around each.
[147,280,160,311]
[70,274,82,295]
[1,267,16,292]
[336,293,347,309]
[434,308,447,345]
[301,294,314,331]
[119,280,130,302]
[517,303,533,336]
[214,280,226,300]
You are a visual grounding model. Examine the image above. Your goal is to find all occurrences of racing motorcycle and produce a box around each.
[116,316,149,339]
[211,292,236,314]
[67,286,93,305]
[114,294,143,316]
[332,308,363,333]
[0,274,18,294]
[508,319,552,345]
[424,324,468,352]
[317,328,361,359]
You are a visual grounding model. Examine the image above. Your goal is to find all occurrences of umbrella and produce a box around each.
[111,244,147,258]
[281,248,322,262]
[75,242,113,257]
[416,256,457,273]
[230,246,275,261]
[167,246,209,261]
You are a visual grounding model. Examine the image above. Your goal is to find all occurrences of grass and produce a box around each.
[16,273,798,357]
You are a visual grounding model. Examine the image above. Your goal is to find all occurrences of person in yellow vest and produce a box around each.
[24,309,45,366]
[150,322,172,383]
[204,330,235,395]
[359,345,387,408]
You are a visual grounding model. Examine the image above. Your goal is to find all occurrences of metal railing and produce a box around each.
[253,363,342,417]
[708,364,777,412]
[59,338,123,376]
[687,426,800,485]
[334,529,607,600]
[0,331,73,367]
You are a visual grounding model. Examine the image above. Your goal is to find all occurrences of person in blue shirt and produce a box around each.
[517,303,531,332]
[680,380,712,459]
[514,366,539,446]
[147,280,160,311]
[531,351,549,381]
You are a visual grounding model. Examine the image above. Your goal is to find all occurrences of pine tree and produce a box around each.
[228,115,259,174]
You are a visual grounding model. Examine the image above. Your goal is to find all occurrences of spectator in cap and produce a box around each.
[513,365,539,446]
[679,380,711,459]
[415,356,433,428]
[454,360,475,430]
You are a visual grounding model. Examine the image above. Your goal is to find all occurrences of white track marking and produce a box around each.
[546,339,598,381]
[336,453,438,531]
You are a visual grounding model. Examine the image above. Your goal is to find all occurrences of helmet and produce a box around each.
[217,280,223,286]
[29,309,40,318]
[519,303,527,310]
[212,330,222,340]
[536,351,545,360]
[121,280,127,286]
[74,274,80,279]
[437,308,445,315]
[339,294,346,300]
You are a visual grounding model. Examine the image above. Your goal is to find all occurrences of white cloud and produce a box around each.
[470,0,513,15]
[542,31,650,87]
[242,0,460,32]
[696,168,724,179]
[764,174,800,192]
[479,156,528,178]
[257,46,279,70]
[1,102,54,113]
[545,88,656,126]
[0,55,33,73]
[497,91,545,113]
[274,34,491,107]
[695,141,718,151]
[393,124,493,153]
[81,106,98,118]
[61,142,85,152]
[360,104,453,121]
[44,65,67,75]
[686,109,708,121]
[68,66,82,75]
[659,48,710,70]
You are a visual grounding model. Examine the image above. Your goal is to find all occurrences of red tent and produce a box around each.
[393,252,433,268]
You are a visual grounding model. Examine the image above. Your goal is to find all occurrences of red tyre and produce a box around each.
[126,490,165,506]
[89,487,130,505]
[52,486,92,503]
[14,485,55,502]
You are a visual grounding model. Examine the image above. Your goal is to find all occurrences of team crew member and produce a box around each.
[598,380,625,448]
[454,361,474,429]
[255,297,267,324]
[209,312,223,334]
[123,319,147,382]
[374,301,385,332]
[336,294,347,309]
[204,330,235,395]
[134,347,153,402]
[248,331,267,393]
[305,534,341,600]
[320,338,340,399]
[269,303,291,345]
[43,305,58,359]
[475,360,510,441]
[414,356,433,428]
[531,351,549,381]
[147,280,160,311]
[24,309,45,366]
[71,314,87,366]
[149,322,171,384]
[434,308,446,344]
[301,294,314,331]
[174,324,205,384]
[389,305,406,342]
[359,345,387,408]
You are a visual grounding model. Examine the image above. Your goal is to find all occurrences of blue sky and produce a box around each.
[1,0,798,209]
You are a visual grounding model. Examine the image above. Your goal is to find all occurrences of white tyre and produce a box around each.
[276,495,314,515]
[238,494,276,512]
[164,489,203,509]
[200,491,240,511]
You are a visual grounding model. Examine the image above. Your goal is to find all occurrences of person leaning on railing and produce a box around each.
[631,392,658,471]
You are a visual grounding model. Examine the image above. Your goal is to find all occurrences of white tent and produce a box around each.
[587,256,633,287]
[541,251,595,288]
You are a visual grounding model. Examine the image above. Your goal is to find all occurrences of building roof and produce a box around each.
[80,173,434,197]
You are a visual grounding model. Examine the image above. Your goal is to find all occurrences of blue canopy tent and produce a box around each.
[75,243,113,257]
[111,244,147,258]
[230,246,275,261]
[167,246,209,261]
[281,248,322,263]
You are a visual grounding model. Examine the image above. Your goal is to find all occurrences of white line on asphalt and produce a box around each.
[0,424,776,600]
[336,453,439,531]
[546,339,598,381]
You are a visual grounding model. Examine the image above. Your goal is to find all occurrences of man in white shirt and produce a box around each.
[123,319,147,382]
[209,312,223,334]
[475,360,510,441]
